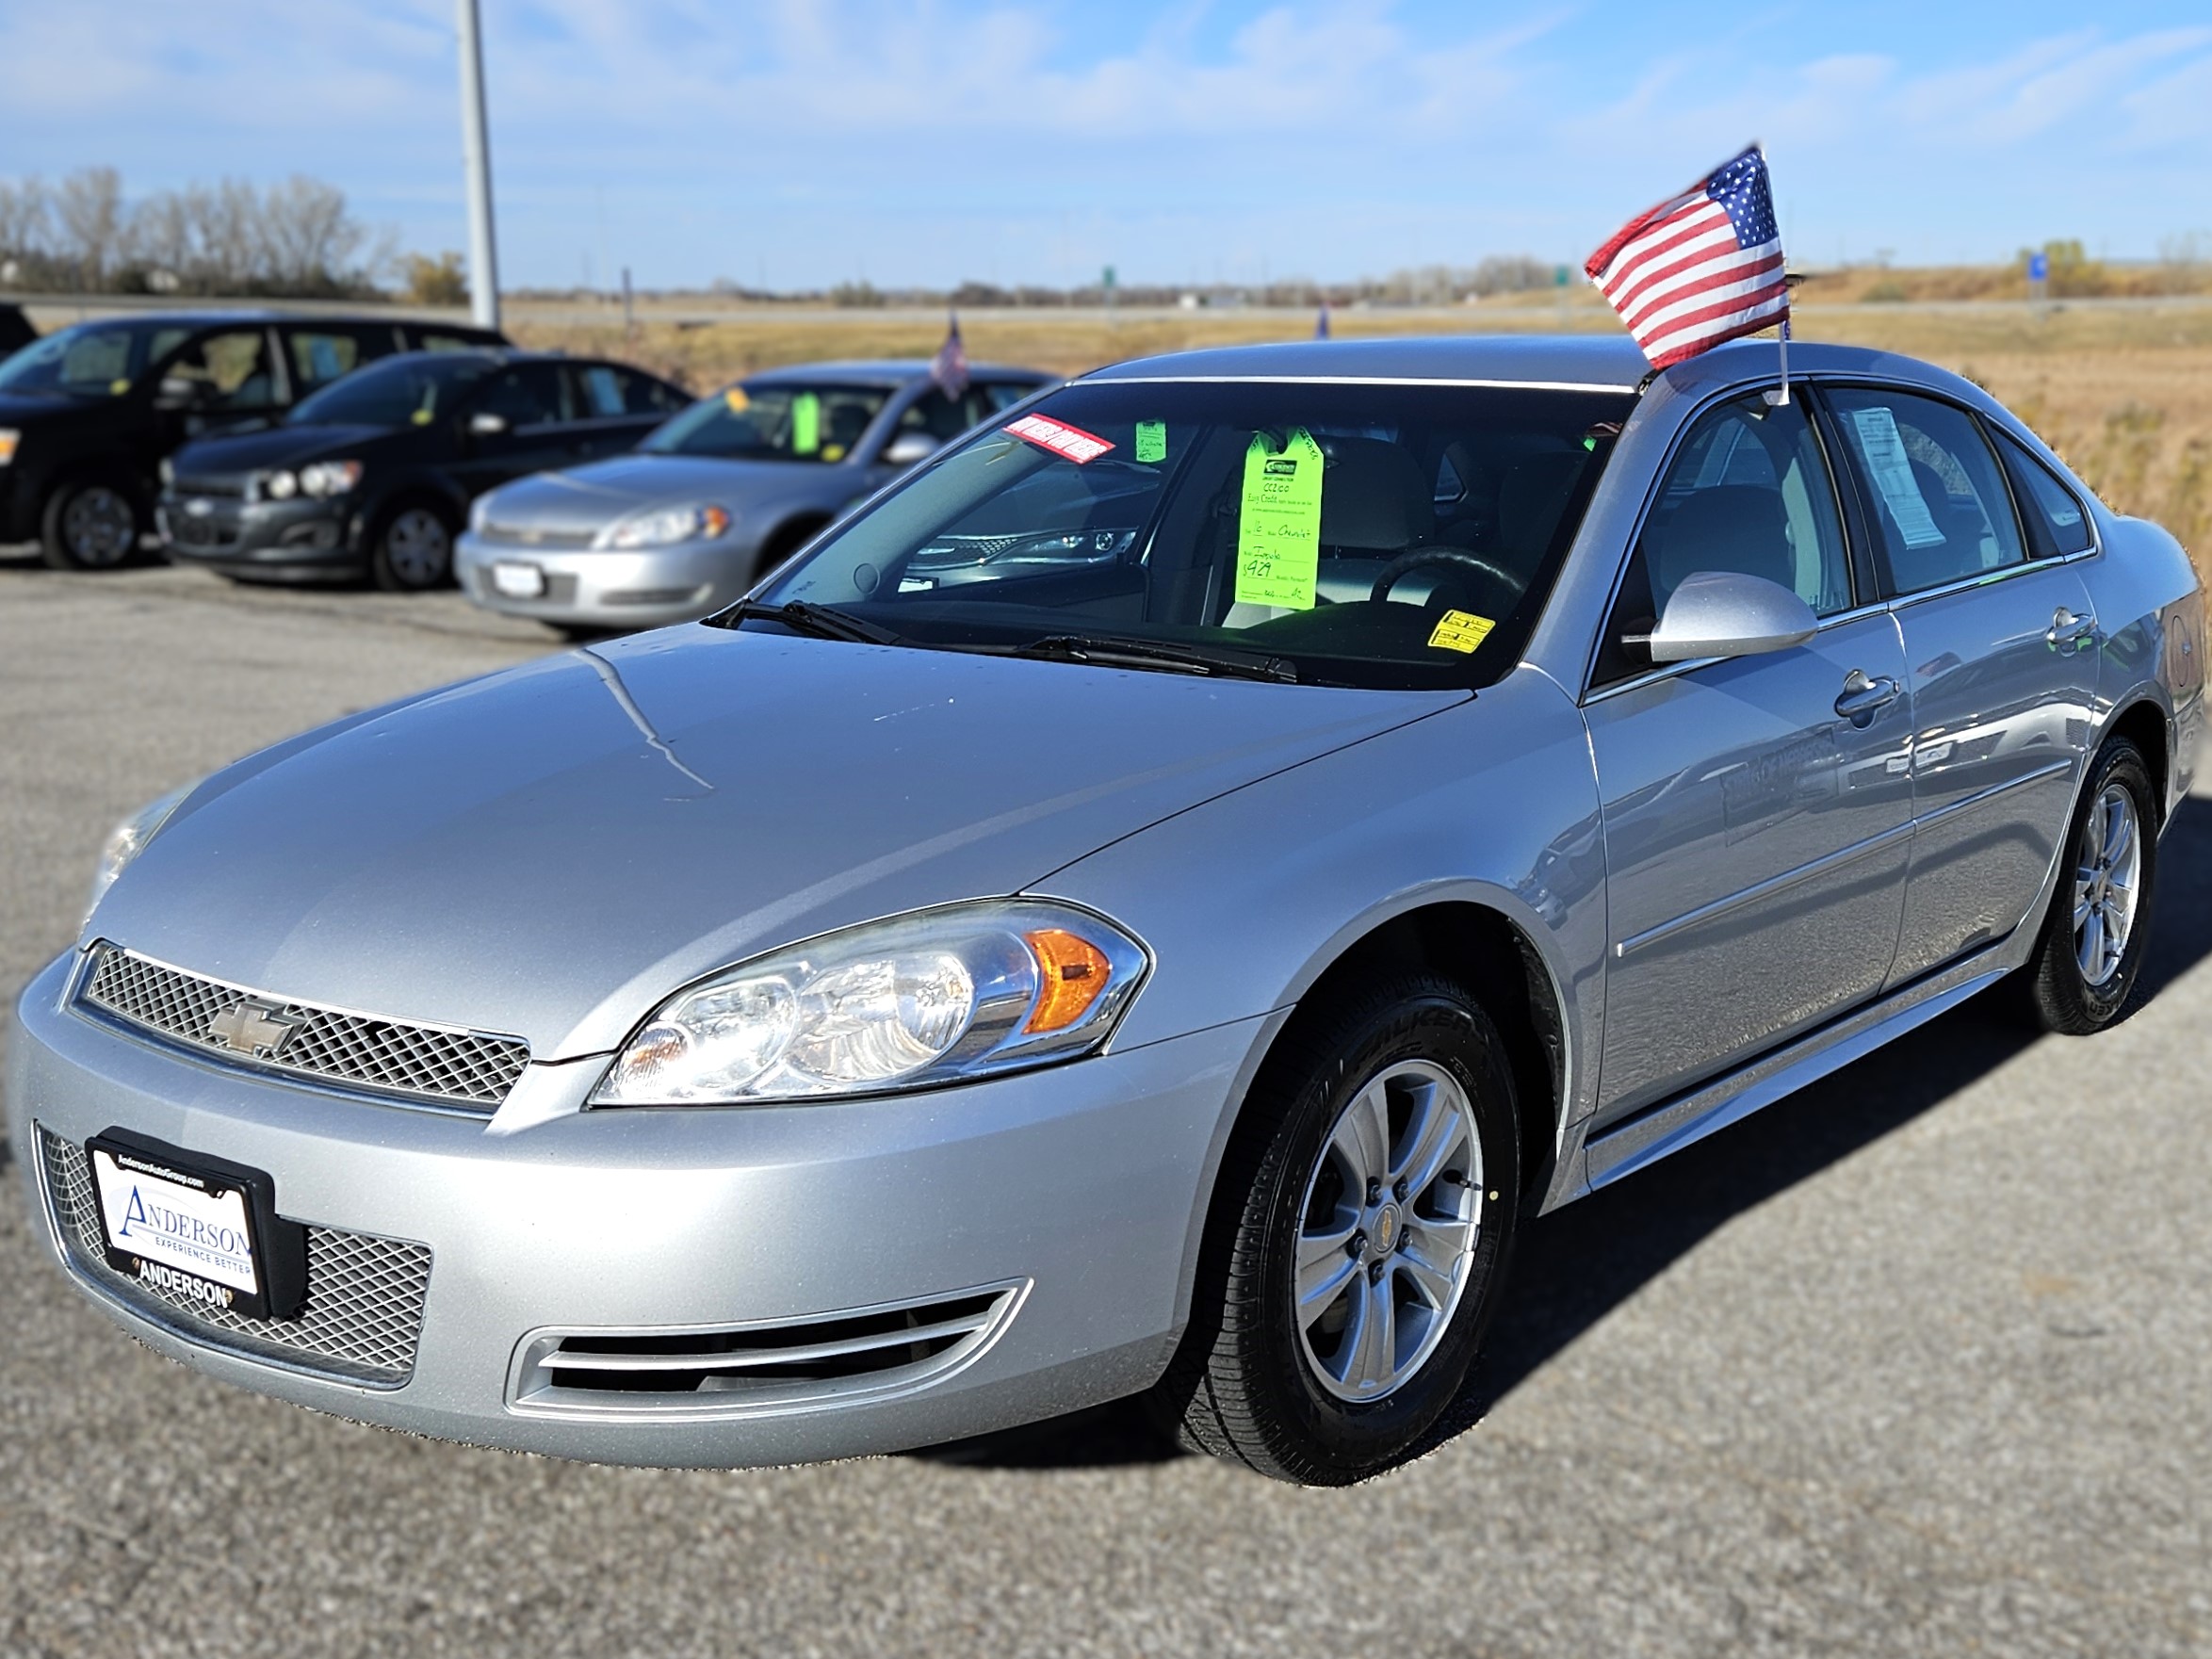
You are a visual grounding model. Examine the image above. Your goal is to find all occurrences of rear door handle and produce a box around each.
[1834,668,1901,725]
[2048,607,2099,651]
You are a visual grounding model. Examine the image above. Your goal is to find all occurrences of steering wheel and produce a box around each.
[1369,547,1521,607]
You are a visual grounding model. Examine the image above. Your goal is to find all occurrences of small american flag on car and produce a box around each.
[1585,145,1788,370]
[931,312,969,398]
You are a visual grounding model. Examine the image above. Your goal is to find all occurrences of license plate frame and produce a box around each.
[492,560,547,598]
[85,1129,307,1322]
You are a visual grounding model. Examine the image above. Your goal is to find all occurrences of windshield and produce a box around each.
[0,319,193,398]
[288,355,494,427]
[745,380,1633,690]
[642,382,892,463]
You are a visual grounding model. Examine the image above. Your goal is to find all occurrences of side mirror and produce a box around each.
[468,412,510,436]
[881,431,940,467]
[155,376,209,410]
[1642,571,1817,663]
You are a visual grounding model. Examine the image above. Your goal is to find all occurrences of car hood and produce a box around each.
[171,423,387,477]
[95,626,1463,1061]
[0,389,101,426]
[482,453,847,533]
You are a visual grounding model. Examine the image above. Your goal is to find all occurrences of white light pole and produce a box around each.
[456,0,500,330]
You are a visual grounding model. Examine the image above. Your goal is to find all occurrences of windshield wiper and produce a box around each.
[1014,633,1298,684]
[724,598,907,646]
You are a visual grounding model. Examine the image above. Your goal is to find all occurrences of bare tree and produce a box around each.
[52,166,123,286]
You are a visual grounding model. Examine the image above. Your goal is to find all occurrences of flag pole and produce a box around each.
[1765,316,1791,406]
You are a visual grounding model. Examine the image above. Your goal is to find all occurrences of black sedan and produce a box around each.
[0,310,504,569]
[158,349,689,590]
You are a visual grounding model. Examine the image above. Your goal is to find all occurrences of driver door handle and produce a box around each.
[1834,668,1901,725]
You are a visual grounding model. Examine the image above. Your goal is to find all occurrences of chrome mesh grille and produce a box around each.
[38,1126,432,1387]
[79,944,529,1111]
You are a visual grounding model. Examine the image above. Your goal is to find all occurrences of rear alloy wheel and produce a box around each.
[371,503,456,592]
[1152,975,1520,1485]
[40,477,143,570]
[2023,738,2158,1034]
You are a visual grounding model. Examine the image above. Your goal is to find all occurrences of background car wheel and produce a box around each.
[2021,738,2158,1034]
[40,475,145,571]
[1150,974,1521,1486]
[370,502,458,592]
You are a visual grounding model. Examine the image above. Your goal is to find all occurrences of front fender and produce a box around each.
[1034,664,1608,1133]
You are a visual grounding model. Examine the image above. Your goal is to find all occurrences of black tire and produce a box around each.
[40,474,146,571]
[1150,975,1521,1485]
[2021,738,2158,1034]
[368,499,459,592]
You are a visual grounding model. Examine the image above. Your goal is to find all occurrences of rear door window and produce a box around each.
[1825,387,2026,594]
[1992,430,2093,557]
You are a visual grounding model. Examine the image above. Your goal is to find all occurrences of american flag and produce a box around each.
[930,312,969,398]
[1585,146,1788,370]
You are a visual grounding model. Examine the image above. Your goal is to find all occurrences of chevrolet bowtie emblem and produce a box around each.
[207,997,303,1058]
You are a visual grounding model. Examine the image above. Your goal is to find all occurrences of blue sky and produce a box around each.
[2,1,2208,290]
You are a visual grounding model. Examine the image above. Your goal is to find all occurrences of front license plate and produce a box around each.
[88,1135,279,1319]
[493,560,546,598]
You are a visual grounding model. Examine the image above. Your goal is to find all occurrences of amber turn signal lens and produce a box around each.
[1022,928,1113,1033]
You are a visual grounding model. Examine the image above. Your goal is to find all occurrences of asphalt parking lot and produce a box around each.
[2,554,2207,1658]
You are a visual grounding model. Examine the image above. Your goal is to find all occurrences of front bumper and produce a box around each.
[456,531,755,628]
[9,949,1266,1466]
[158,490,361,577]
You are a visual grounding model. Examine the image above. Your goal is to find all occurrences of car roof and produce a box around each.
[740,359,1049,389]
[43,310,499,333]
[1074,333,1952,396]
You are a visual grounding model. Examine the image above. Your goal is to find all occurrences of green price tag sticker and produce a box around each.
[1135,420,1167,464]
[791,392,821,455]
[1234,428,1325,610]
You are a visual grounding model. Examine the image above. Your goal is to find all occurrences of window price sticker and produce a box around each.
[1004,414,1115,464]
[1426,610,1496,654]
[1234,428,1325,610]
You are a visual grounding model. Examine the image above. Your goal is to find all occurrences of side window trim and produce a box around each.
[1987,420,2098,561]
[1579,381,1862,700]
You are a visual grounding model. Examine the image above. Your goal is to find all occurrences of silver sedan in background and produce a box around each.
[15,335,2203,1486]
[456,360,1051,636]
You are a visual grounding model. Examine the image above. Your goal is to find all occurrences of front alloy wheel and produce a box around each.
[1293,1059,1483,1403]
[372,505,455,591]
[1153,975,1520,1485]
[41,479,142,570]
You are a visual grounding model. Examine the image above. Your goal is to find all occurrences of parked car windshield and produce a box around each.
[746,380,1634,690]
[642,382,893,463]
[287,354,495,427]
[0,318,195,397]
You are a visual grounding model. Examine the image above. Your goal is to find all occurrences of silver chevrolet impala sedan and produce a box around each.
[12,335,2203,1486]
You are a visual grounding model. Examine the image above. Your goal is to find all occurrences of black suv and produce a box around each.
[159,348,690,590]
[0,310,504,569]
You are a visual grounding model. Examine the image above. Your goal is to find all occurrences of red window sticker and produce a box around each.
[1003,414,1115,464]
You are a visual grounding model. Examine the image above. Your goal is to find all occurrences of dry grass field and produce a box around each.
[506,294,2211,571]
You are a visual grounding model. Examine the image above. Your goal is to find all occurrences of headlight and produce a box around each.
[255,469,299,502]
[594,503,732,550]
[0,429,19,466]
[592,901,1148,1105]
[299,460,363,496]
[85,783,194,925]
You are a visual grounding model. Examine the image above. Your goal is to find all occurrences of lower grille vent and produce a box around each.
[511,1284,1024,1417]
[38,1125,432,1388]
